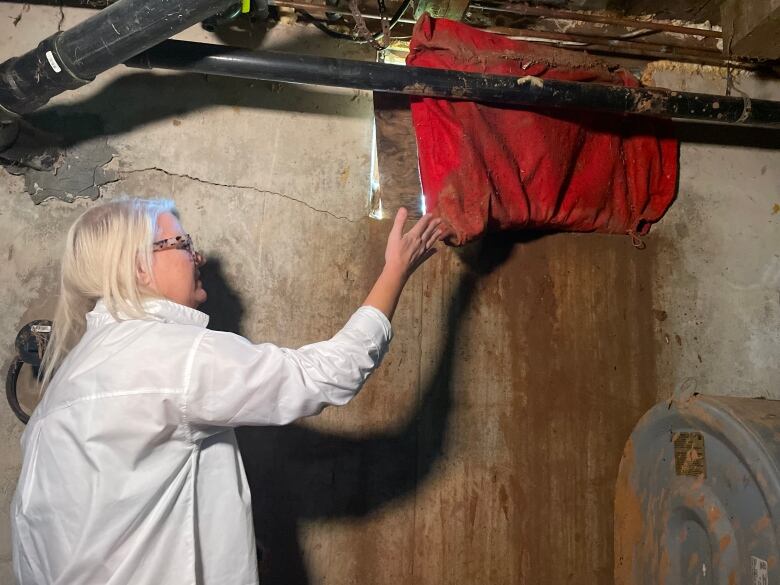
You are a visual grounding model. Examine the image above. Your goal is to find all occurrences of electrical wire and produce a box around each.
[299,0,412,46]
[6,358,31,424]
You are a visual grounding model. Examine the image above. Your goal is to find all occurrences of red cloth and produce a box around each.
[407,15,679,245]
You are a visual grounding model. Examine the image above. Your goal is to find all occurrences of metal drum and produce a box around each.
[615,395,780,585]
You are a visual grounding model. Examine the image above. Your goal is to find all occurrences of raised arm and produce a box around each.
[363,208,443,321]
[184,210,444,434]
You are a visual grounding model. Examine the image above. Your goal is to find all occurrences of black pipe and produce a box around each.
[0,0,236,116]
[127,40,780,128]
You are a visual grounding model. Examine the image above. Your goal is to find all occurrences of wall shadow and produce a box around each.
[199,236,515,585]
[198,256,247,337]
[671,120,780,149]
[15,69,369,154]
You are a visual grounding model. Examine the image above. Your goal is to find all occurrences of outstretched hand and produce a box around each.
[363,208,448,321]
[384,208,445,280]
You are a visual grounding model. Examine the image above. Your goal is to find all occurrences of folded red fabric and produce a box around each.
[407,15,679,245]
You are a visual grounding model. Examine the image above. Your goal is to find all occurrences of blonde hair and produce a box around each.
[41,197,177,390]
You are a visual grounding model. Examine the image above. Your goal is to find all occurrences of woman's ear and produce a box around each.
[136,259,153,289]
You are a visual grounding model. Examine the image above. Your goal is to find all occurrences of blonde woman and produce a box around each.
[12,198,443,585]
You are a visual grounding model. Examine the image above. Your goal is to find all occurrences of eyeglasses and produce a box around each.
[152,234,204,266]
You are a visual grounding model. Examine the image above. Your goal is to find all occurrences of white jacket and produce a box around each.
[12,299,392,585]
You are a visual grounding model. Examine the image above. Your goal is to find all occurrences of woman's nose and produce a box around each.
[194,251,206,267]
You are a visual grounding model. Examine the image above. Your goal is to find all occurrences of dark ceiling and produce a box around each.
[615,0,721,25]
[544,0,721,24]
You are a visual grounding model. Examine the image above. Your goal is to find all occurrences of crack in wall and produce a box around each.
[112,167,357,223]
[12,3,29,26]
[57,0,65,32]
[76,166,100,197]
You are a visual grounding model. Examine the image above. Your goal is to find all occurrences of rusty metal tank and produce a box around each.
[615,394,780,585]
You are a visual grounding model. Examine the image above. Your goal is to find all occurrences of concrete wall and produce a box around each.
[0,5,778,585]
[643,63,780,401]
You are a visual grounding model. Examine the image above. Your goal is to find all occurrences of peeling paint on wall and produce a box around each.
[1,109,121,204]
[5,137,116,204]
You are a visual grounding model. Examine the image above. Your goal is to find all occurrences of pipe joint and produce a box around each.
[0,35,89,115]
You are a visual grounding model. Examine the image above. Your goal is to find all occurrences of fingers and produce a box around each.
[390,207,408,241]
[393,211,444,244]
[412,247,438,271]
[425,227,442,250]
[420,217,442,247]
[408,213,436,239]
[437,225,457,246]
[385,210,449,278]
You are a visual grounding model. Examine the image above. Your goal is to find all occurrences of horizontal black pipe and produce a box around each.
[0,0,235,115]
[127,40,780,128]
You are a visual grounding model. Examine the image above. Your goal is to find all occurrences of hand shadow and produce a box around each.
[209,235,516,585]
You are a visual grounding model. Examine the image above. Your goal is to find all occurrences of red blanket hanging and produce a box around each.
[407,15,679,246]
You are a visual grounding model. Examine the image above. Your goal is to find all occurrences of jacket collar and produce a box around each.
[87,298,210,329]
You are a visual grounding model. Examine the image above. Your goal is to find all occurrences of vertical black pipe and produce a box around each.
[0,0,237,116]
